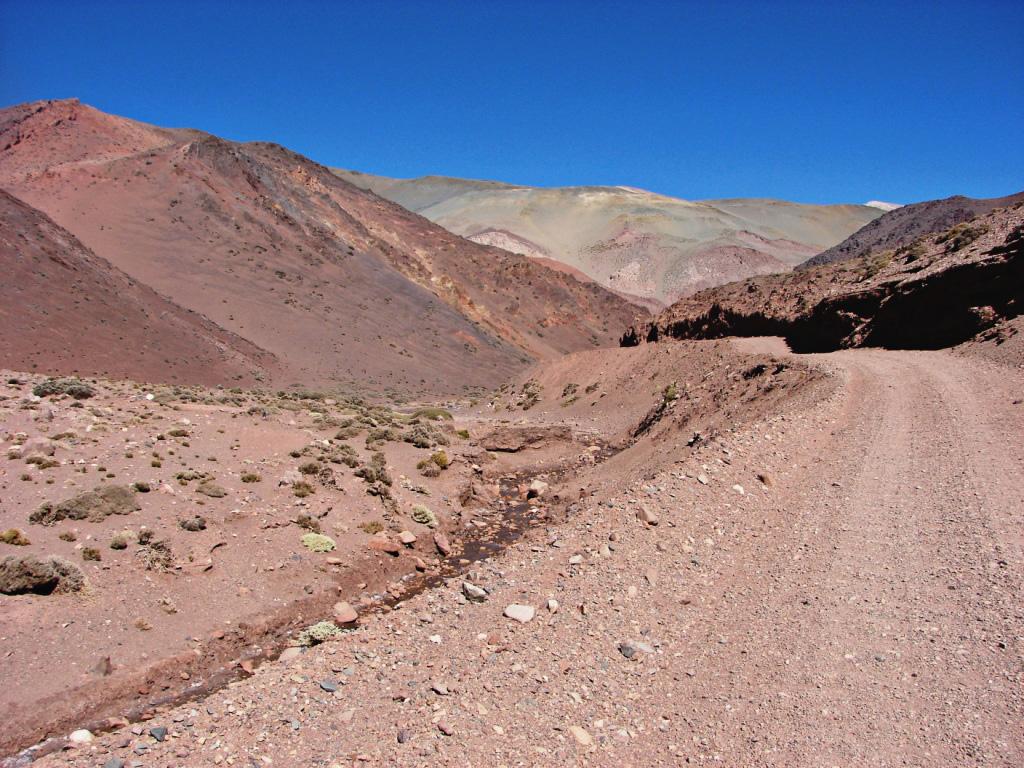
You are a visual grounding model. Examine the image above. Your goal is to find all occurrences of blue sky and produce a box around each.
[2,0,1021,204]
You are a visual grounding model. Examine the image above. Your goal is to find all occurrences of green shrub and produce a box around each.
[411,504,438,527]
[412,407,453,421]
[33,378,95,399]
[294,620,340,646]
[301,533,336,552]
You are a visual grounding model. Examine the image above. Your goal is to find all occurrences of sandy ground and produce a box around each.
[17,339,1022,767]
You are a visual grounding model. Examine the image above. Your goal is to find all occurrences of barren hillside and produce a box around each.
[0,189,274,386]
[0,100,644,396]
[333,170,882,304]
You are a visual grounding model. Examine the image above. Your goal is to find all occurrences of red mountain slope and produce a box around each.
[0,99,644,395]
[0,188,275,385]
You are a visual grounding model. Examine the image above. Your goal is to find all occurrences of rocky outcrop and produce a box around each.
[633,205,1023,354]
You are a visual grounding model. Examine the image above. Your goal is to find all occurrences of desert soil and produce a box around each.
[12,338,1021,767]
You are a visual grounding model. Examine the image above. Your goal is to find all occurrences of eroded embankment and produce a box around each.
[626,210,1023,354]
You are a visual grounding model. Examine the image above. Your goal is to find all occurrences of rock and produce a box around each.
[431,682,449,696]
[22,437,56,459]
[569,725,593,747]
[333,601,358,624]
[397,728,410,744]
[697,474,709,485]
[480,425,572,452]
[319,679,338,693]
[31,485,139,525]
[68,729,93,745]
[398,530,417,546]
[637,504,659,525]
[547,598,559,613]
[757,472,774,487]
[179,515,207,532]
[367,537,400,555]
[0,555,84,595]
[437,719,454,736]
[196,482,227,498]
[279,470,303,487]
[527,479,549,498]
[150,726,168,742]
[278,647,302,662]
[568,554,583,565]
[619,640,655,659]
[462,582,487,601]
[504,604,536,623]
[433,531,451,556]
[732,484,745,495]
[104,759,125,768]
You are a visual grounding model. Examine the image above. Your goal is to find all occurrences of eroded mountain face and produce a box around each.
[0,99,644,396]
[333,169,882,305]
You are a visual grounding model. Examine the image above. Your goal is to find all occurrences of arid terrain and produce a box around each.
[334,170,882,305]
[2,98,1022,768]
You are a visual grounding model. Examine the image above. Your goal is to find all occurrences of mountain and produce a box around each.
[801,191,1024,268]
[332,169,883,305]
[0,188,274,385]
[0,99,643,395]
[626,200,1023,353]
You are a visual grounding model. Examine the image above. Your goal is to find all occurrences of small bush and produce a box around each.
[167,428,189,438]
[358,521,384,535]
[412,407,453,421]
[33,378,95,399]
[132,482,151,493]
[456,429,470,439]
[937,222,989,252]
[138,539,172,571]
[241,472,261,483]
[58,530,77,542]
[294,514,321,533]
[411,504,438,527]
[298,461,321,475]
[292,481,314,498]
[82,547,102,562]
[300,533,336,552]
[294,620,340,646]
[417,451,449,475]
[1,529,31,546]
[110,533,130,550]
[179,515,207,532]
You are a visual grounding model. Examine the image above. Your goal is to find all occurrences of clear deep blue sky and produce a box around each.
[2,0,1022,204]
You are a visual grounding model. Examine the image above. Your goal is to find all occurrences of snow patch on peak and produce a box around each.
[865,200,902,212]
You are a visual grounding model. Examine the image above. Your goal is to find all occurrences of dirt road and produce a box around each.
[29,344,1024,767]
[701,343,1024,765]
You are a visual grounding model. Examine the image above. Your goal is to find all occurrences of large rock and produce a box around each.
[333,601,359,624]
[503,604,536,623]
[480,425,573,452]
[30,485,139,526]
[0,555,84,595]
